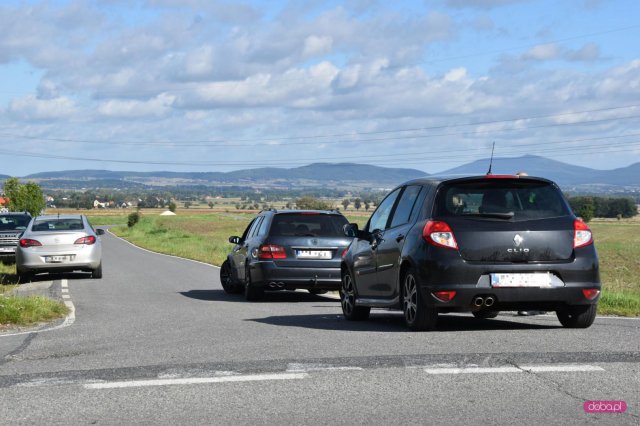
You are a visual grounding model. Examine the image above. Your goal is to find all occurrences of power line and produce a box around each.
[0,105,638,147]
[2,140,639,168]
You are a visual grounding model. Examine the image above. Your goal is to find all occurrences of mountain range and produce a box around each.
[8,155,640,192]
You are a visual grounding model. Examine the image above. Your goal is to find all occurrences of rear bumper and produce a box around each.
[16,246,101,274]
[415,245,600,311]
[249,260,342,290]
[422,284,600,312]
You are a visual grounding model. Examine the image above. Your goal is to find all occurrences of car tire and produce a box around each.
[472,310,499,319]
[308,289,327,295]
[220,260,242,294]
[340,270,370,321]
[91,263,103,279]
[243,265,264,301]
[556,304,597,328]
[402,268,438,331]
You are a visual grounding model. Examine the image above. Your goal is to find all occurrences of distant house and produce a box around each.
[0,196,8,207]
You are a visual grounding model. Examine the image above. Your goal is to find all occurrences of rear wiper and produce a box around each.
[462,212,514,220]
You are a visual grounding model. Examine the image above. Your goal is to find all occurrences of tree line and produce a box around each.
[568,196,638,222]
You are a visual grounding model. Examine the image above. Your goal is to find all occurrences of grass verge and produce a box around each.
[0,263,69,327]
[0,295,69,327]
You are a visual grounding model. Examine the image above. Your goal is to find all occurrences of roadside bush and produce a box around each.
[128,212,141,227]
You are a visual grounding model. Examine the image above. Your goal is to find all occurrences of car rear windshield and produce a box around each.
[435,179,571,221]
[32,218,84,232]
[0,215,31,230]
[269,213,349,237]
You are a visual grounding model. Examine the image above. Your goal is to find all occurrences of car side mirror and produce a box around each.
[343,223,359,238]
[229,236,242,244]
[96,229,105,236]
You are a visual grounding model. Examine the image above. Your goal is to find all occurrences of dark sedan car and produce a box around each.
[340,175,600,330]
[221,209,351,301]
[0,212,32,261]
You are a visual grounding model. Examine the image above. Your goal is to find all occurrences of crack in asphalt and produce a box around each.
[507,359,640,421]
[0,333,37,366]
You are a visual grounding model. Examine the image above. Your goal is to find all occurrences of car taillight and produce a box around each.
[19,239,42,248]
[74,236,97,245]
[258,244,287,259]
[582,288,600,300]
[573,219,593,248]
[432,290,457,302]
[423,220,458,249]
[341,248,348,258]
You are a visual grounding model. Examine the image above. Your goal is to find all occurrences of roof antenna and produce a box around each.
[486,142,495,175]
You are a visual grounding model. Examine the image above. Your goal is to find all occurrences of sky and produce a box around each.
[0,0,639,176]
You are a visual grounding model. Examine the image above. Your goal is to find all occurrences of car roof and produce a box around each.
[34,214,85,220]
[401,174,556,187]
[0,212,31,216]
[261,209,344,216]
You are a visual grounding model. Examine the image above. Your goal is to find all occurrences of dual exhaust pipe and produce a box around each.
[268,282,285,289]
[473,296,495,308]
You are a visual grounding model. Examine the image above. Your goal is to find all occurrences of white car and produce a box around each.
[16,214,104,282]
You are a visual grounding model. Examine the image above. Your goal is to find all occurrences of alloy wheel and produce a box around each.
[403,273,418,324]
[341,274,355,316]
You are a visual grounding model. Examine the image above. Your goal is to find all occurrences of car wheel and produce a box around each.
[556,304,597,328]
[308,289,327,295]
[243,265,264,301]
[91,263,103,279]
[340,270,370,321]
[220,260,241,294]
[402,268,438,331]
[472,310,499,319]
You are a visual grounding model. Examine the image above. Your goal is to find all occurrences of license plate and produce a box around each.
[296,250,332,259]
[491,273,552,288]
[0,247,15,253]
[46,255,71,263]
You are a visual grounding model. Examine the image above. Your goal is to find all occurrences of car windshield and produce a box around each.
[269,214,348,237]
[32,218,84,232]
[0,215,31,231]
[435,180,571,221]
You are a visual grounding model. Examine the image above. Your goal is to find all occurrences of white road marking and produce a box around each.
[424,364,604,375]
[520,365,605,373]
[286,362,363,373]
[84,372,308,389]
[424,366,521,374]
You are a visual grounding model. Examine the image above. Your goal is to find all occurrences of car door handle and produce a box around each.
[396,234,405,242]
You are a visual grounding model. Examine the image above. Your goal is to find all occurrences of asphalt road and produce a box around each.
[1,231,639,425]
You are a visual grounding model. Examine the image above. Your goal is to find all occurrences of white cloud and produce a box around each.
[8,95,77,120]
[523,43,561,61]
[98,94,175,118]
[302,35,334,58]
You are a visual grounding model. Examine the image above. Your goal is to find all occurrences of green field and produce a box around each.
[109,212,640,316]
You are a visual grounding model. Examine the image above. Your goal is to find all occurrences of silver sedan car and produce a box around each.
[16,214,104,282]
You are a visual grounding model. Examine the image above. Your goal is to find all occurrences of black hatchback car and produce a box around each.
[340,175,600,330]
[221,209,351,300]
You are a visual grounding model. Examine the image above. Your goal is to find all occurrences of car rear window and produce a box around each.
[0,215,31,230]
[435,179,571,221]
[32,218,84,232]
[269,214,348,237]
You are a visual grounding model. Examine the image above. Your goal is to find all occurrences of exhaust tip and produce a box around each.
[484,296,495,307]
[473,297,484,307]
